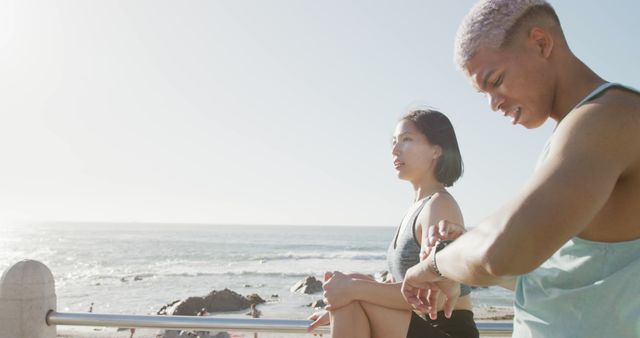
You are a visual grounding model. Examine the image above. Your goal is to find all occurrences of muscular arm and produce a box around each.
[435,105,637,285]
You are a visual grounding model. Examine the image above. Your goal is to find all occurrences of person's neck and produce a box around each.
[551,54,606,123]
[412,179,445,202]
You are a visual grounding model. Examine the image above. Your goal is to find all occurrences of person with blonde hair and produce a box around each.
[402,1,640,337]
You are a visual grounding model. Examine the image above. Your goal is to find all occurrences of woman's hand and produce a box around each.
[345,272,374,281]
[307,310,330,334]
[322,271,357,311]
[421,220,466,260]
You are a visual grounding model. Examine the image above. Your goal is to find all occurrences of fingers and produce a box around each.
[427,224,438,247]
[440,282,460,319]
[307,319,319,332]
[415,288,429,314]
[323,271,333,282]
[428,220,466,250]
[420,244,432,261]
[400,280,415,302]
[442,292,459,319]
[307,317,321,332]
[426,288,440,320]
[437,220,465,240]
[437,220,450,238]
[428,220,453,246]
[401,282,426,312]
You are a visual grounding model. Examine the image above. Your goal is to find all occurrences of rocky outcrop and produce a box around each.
[157,300,181,315]
[307,299,326,308]
[204,289,252,312]
[245,293,265,305]
[168,297,207,316]
[157,288,265,316]
[290,276,323,294]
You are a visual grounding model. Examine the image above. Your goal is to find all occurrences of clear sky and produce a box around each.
[1,1,638,227]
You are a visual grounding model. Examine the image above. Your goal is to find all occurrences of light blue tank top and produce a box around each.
[514,83,640,338]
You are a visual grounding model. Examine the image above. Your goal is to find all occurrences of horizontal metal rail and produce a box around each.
[473,321,514,335]
[47,311,330,334]
[47,311,329,333]
[47,311,513,336]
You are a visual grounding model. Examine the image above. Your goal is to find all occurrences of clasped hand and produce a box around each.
[307,271,372,332]
[322,271,359,311]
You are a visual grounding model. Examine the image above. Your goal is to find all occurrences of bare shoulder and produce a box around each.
[565,87,640,130]
[430,191,461,211]
[552,88,640,170]
[417,191,464,226]
[605,86,640,110]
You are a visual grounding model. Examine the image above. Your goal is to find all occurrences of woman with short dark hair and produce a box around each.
[308,109,478,338]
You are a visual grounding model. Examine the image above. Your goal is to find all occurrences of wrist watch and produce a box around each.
[431,240,452,278]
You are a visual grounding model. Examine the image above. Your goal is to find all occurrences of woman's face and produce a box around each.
[391,120,440,182]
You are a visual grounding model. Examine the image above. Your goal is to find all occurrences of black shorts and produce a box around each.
[406,310,479,338]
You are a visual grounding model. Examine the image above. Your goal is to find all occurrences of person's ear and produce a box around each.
[433,146,442,160]
[529,27,554,58]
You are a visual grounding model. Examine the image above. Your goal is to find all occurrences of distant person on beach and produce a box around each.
[248,303,261,318]
[401,1,640,337]
[308,109,479,337]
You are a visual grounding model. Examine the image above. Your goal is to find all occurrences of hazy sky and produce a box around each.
[1,1,639,227]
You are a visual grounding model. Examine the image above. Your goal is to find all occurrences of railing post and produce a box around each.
[0,260,56,338]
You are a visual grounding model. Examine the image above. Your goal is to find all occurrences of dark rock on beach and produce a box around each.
[156,289,264,338]
[290,276,323,294]
[157,289,265,316]
[157,300,181,315]
[204,288,252,312]
[245,293,266,305]
[168,297,207,316]
[307,299,326,308]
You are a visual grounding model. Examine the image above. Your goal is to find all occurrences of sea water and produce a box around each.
[0,223,513,319]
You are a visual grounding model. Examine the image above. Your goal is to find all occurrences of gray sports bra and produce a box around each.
[386,197,471,296]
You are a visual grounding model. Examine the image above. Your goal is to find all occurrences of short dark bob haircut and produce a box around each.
[401,109,463,187]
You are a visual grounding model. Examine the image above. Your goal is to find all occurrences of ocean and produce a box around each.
[0,223,513,320]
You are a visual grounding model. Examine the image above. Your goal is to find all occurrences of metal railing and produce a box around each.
[47,311,513,336]
[47,311,330,334]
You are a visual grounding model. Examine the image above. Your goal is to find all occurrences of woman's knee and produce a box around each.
[357,302,413,338]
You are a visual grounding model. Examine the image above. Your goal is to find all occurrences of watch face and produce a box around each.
[436,240,452,252]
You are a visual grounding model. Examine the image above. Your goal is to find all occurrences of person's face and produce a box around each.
[391,120,440,182]
[463,42,555,129]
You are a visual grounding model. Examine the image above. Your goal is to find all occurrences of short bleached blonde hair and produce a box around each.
[454,0,560,69]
